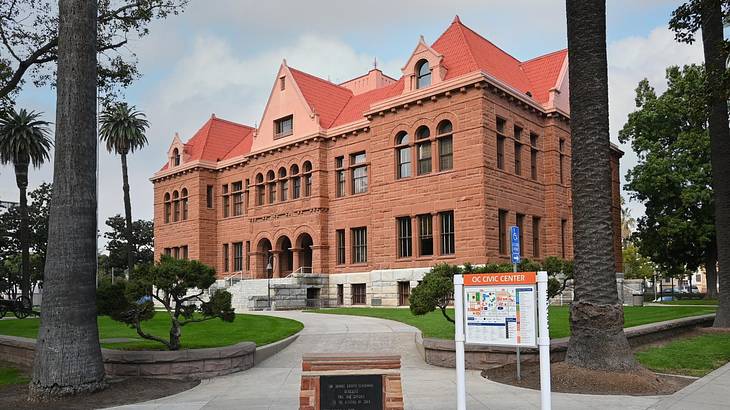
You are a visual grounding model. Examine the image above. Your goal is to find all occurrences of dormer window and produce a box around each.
[280,76,286,91]
[416,60,431,89]
[274,115,293,138]
[172,148,181,166]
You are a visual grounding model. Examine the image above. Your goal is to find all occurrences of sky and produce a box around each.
[0,0,706,251]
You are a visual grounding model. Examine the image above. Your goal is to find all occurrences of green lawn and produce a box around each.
[309,306,716,340]
[636,333,730,377]
[658,299,718,306]
[0,313,303,350]
[0,364,28,386]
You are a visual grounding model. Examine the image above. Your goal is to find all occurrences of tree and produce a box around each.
[670,0,730,327]
[99,103,149,274]
[104,214,154,271]
[623,244,655,280]
[97,256,235,350]
[29,0,105,400]
[620,197,636,247]
[619,65,716,297]
[0,0,188,104]
[564,0,636,371]
[0,108,52,304]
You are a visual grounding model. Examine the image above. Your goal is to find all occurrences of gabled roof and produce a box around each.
[183,115,254,162]
[289,67,354,129]
[520,49,568,104]
[331,79,404,127]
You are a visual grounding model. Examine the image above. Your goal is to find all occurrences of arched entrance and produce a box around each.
[257,238,272,278]
[277,236,293,276]
[296,233,313,273]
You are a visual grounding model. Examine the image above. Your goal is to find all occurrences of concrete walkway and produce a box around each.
[110,311,722,410]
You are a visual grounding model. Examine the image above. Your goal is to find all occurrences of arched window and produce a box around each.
[416,60,431,89]
[172,190,180,222]
[172,148,180,166]
[255,173,265,206]
[395,131,411,179]
[164,193,171,223]
[181,188,189,220]
[416,126,432,175]
[267,170,276,204]
[279,167,288,201]
[437,120,454,171]
[303,161,313,197]
[290,164,301,199]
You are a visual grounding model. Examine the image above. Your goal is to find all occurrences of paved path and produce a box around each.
[111,311,720,410]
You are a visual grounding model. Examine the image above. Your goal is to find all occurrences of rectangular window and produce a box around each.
[351,227,368,264]
[268,182,276,204]
[398,281,411,306]
[164,247,171,256]
[497,136,505,170]
[257,184,265,206]
[516,213,525,254]
[532,216,541,258]
[222,184,229,218]
[336,156,345,197]
[439,137,453,171]
[351,152,368,194]
[279,76,286,91]
[173,200,180,222]
[440,211,455,255]
[223,244,229,272]
[498,209,508,255]
[397,146,411,178]
[514,142,522,175]
[417,142,432,175]
[496,117,506,134]
[514,125,522,141]
[397,217,412,258]
[336,229,345,265]
[181,245,188,260]
[173,247,179,259]
[164,202,171,223]
[233,242,243,271]
[246,241,251,271]
[232,181,243,216]
[559,139,565,184]
[280,179,288,201]
[304,174,312,197]
[274,115,293,138]
[561,219,567,258]
[418,214,433,256]
[206,185,214,208]
[351,283,366,305]
[530,133,539,180]
[292,177,301,199]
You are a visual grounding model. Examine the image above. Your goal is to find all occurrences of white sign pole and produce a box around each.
[453,274,467,410]
[536,271,552,410]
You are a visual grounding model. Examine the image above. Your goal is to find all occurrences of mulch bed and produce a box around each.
[0,376,199,409]
[482,361,692,395]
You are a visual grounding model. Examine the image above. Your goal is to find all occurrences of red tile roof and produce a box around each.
[185,115,254,162]
[521,49,568,104]
[331,79,404,127]
[289,67,354,128]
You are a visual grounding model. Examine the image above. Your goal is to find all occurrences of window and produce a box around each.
[516,213,525,254]
[206,185,214,208]
[274,115,293,138]
[255,174,265,206]
[232,181,243,216]
[559,139,565,184]
[291,164,301,199]
[418,214,433,256]
[440,211,455,255]
[279,76,285,91]
[561,219,567,258]
[397,217,412,258]
[337,284,344,305]
[498,209,508,254]
[514,125,522,141]
[303,161,312,197]
[223,244,229,272]
[437,120,453,171]
[415,59,431,89]
[164,248,171,256]
[335,156,346,197]
[398,281,411,306]
[267,170,276,204]
[395,132,411,179]
[233,242,243,271]
[351,283,367,305]
[181,188,189,220]
[246,241,251,271]
[351,152,368,194]
[222,184,230,217]
[336,229,345,265]
[416,126,431,175]
[530,133,539,180]
[172,148,180,166]
[181,245,188,260]
[173,247,179,259]
[164,193,171,223]
[279,168,288,201]
[532,216,541,258]
[172,191,180,222]
[496,117,506,134]
[514,142,522,175]
[497,136,505,170]
[352,227,367,263]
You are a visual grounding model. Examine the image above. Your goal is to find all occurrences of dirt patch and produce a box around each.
[0,377,198,409]
[482,362,692,395]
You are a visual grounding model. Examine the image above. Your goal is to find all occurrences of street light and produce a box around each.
[266,253,273,310]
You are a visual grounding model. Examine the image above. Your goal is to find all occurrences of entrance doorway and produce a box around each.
[296,233,314,272]
[277,236,293,276]
[256,238,272,278]
[337,284,344,305]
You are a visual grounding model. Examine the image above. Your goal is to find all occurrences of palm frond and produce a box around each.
[0,108,53,168]
[99,102,150,155]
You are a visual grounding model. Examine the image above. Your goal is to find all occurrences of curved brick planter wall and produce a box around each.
[417,314,716,370]
[0,333,299,380]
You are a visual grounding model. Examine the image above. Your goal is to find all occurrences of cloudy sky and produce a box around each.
[1,0,705,250]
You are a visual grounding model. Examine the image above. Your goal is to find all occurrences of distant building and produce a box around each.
[151,17,623,308]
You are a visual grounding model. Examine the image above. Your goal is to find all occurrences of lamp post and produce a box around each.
[266,253,273,310]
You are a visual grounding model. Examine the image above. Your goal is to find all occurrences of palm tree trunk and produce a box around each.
[29,0,105,400]
[706,240,718,299]
[121,152,135,273]
[700,0,730,328]
[14,161,31,303]
[564,0,636,371]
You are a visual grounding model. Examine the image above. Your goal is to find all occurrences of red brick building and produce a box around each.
[151,17,623,308]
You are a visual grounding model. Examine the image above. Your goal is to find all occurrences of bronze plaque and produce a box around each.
[319,374,383,410]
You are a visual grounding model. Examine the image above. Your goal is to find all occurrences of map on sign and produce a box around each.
[464,282,537,347]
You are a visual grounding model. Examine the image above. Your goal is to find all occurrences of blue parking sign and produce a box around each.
[511,226,520,264]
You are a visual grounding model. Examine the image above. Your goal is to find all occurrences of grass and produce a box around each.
[309,305,716,340]
[658,299,718,306]
[636,333,730,377]
[0,364,29,386]
[0,313,303,350]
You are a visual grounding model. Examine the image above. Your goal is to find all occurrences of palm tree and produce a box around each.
[99,103,149,274]
[30,0,105,400]
[620,197,636,247]
[0,108,52,304]
[564,0,637,370]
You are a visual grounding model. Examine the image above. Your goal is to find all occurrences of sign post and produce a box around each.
[454,271,551,410]
[510,226,521,380]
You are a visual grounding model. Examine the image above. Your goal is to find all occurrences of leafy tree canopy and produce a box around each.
[622,244,655,280]
[103,214,153,271]
[0,182,51,262]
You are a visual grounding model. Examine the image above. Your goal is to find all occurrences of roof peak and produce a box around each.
[452,15,461,24]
